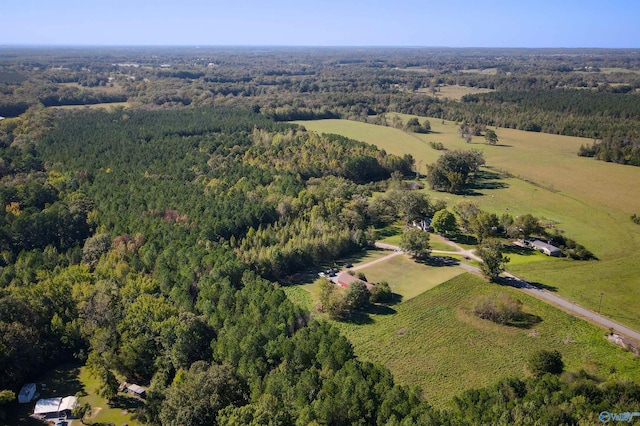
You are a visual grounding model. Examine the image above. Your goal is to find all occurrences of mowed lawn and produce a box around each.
[333,273,640,409]
[358,253,464,301]
[297,117,640,330]
[283,249,466,307]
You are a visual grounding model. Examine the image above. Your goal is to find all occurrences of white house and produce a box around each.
[33,396,77,418]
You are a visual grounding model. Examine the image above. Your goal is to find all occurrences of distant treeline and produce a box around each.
[578,139,640,166]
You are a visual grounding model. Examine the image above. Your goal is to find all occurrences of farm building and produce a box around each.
[18,383,36,403]
[528,239,562,257]
[336,272,374,290]
[127,384,146,398]
[33,396,77,419]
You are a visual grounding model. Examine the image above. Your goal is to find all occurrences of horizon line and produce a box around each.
[1,44,639,50]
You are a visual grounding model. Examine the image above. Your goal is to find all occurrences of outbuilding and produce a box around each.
[127,384,146,398]
[528,239,562,257]
[18,383,36,403]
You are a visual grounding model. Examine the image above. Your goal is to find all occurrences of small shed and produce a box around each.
[127,384,146,398]
[18,383,36,403]
[529,239,562,257]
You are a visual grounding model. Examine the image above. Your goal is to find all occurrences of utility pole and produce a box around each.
[598,292,604,313]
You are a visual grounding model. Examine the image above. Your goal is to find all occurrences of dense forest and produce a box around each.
[2,48,640,424]
[2,47,640,144]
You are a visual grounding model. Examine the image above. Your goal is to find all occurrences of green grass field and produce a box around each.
[77,367,144,426]
[50,101,131,111]
[296,117,640,330]
[418,85,494,100]
[333,273,640,408]
[284,249,464,307]
[358,253,464,301]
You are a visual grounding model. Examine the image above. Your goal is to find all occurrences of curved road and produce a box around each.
[373,242,640,342]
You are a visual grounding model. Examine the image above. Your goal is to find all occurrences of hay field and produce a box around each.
[418,85,494,100]
[334,273,640,408]
[297,117,640,329]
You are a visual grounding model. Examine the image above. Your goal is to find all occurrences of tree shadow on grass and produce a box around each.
[375,226,401,239]
[507,312,543,329]
[450,234,478,246]
[385,293,404,306]
[420,255,459,267]
[340,310,374,325]
[501,245,536,256]
[37,363,86,398]
[340,303,397,324]
[363,303,397,316]
[464,169,510,195]
[498,276,558,292]
[107,394,145,410]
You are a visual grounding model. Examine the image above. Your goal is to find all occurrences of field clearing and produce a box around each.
[297,117,640,330]
[333,274,640,408]
[283,249,465,307]
[598,67,640,74]
[50,101,131,111]
[459,68,498,75]
[58,81,125,93]
[418,85,494,100]
[78,367,144,426]
[358,253,464,301]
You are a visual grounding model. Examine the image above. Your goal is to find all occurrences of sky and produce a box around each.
[3,0,640,48]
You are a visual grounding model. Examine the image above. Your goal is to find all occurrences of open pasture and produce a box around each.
[49,101,131,111]
[357,253,464,301]
[297,117,640,329]
[333,273,640,408]
[418,84,494,100]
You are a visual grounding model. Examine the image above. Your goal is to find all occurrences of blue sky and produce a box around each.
[3,0,639,47]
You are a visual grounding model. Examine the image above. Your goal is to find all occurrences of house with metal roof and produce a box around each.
[528,239,562,257]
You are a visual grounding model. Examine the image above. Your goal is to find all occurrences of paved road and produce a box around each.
[373,242,640,342]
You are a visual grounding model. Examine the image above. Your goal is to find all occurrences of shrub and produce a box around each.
[369,281,392,303]
[474,293,523,324]
[527,349,564,376]
[344,281,370,310]
[429,141,445,150]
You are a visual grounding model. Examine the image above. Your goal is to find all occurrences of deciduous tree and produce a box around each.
[527,349,564,377]
[431,209,457,235]
[485,129,499,145]
[477,239,509,281]
[400,228,431,259]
